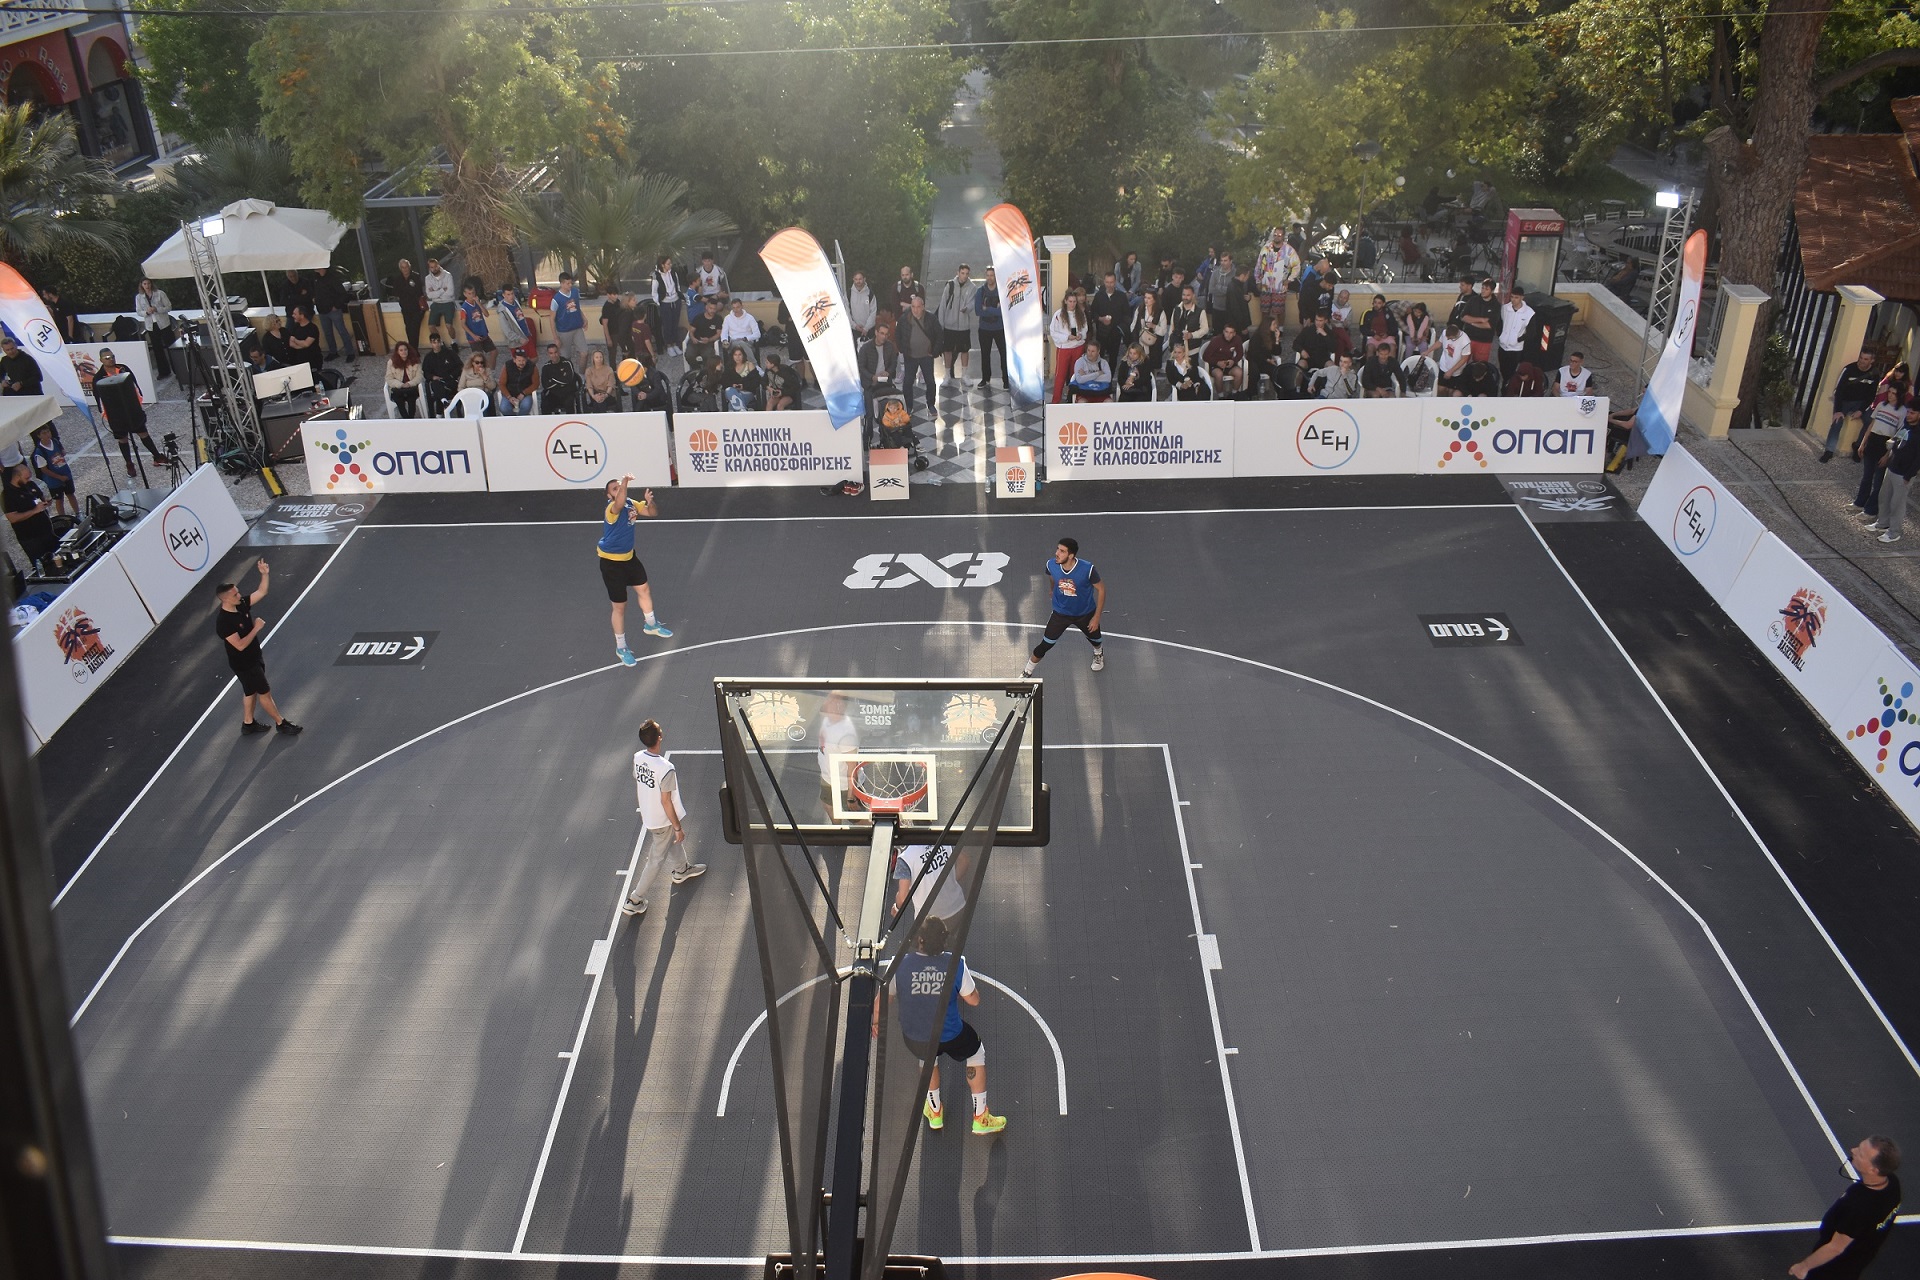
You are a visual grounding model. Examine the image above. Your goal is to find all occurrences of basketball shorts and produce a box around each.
[600,555,649,603]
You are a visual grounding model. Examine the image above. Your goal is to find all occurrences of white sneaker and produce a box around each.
[621,897,647,917]
[1867,523,1888,532]
[1881,532,1903,543]
[1090,649,1105,671]
[671,862,707,884]
[1021,663,1035,677]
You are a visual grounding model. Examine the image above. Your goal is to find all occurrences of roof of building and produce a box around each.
[1795,101,1920,298]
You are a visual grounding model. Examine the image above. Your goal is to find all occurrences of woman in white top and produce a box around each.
[1048,291,1088,403]
[1068,344,1113,403]
[1165,342,1210,401]
[650,255,685,355]
[1130,290,1170,350]
[135,278,173,381]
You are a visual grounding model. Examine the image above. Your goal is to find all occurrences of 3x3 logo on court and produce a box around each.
[844,553,1009,589]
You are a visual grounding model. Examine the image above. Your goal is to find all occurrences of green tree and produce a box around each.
[0,105,126,265]
[984,0,1245,266]
[251,0,611,288]
[165,130,303,215]
[505,157,736,295]
[131,0,272,142]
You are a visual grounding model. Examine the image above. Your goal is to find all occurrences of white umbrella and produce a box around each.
[141,198,351,303]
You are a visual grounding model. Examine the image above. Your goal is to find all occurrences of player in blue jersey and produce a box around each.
[882,915,1005,1134]
[1022,536,1105,675]
[598,473,673,665]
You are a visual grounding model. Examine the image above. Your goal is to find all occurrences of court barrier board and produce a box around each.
[1640,443,1920,830]
[676,410,861,489]
[12,464,250,749]
[477,413,672,491]
[298,416,489,494]
[1043,396,1610,480]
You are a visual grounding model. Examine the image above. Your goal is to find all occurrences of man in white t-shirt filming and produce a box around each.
[1556,351,1592,397]
[623,718,706,918]
[816,692,860,814]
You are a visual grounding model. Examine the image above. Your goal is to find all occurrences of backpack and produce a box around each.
[111,315,140,341]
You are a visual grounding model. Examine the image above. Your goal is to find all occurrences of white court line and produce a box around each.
[713,968,1068,1118]
[1518,509,1920,1084]
[118,1215,1920,1266]
[69,620,1852,1244]
[1163,744,1261,1253]
[51,525,364,908]
[508,825,650,1254]
[358,502,1516,529]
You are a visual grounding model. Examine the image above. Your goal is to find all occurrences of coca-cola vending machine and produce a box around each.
[1503,208,1566,297]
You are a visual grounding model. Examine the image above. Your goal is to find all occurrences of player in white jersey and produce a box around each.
[623,719,706,917]
[816,691,860,813]
[893,842,969,924]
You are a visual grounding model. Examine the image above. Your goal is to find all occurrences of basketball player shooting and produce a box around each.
[1023,536,1104,674]
[597,474,673,665]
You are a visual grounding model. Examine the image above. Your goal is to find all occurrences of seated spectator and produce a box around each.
[261,314,292,367]
[1504,360,1547,397]
[1294,312,1337,377]
[1203,325,1247,397]
[581,349,622,412]
[497,348,537,414]
[541,342,580,413]
[1165,342,1211,401]
[1436,321,1473,394]
[385,341,423,417]
[1310,353,1362,399]
[719,297,762,359]
[764,351,802,410]
[1114,344,1153,401]
[686,297,724,371]
[721,344,764,411]
[1399,301,1434,359]
[1604,257,1641,302]
[1358,293,1396,354]
[456,352,494,406]
[1069,344,1113,402]
[1330,288,1354,333]
[422,334,462,416]
[1360,342,1404,398]
[631,362,674,420]
[1455,358,1502,399]
[1247,314,1288,397]
[1556,351,1593,397]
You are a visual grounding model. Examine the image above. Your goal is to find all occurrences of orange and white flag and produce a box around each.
[760,228,863,429]
[0,262,88,406]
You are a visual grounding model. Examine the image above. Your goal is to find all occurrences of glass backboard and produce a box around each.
[715,678,1047,846]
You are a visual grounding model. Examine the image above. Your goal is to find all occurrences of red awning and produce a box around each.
[72,27,130,93]
[0,29,82,105]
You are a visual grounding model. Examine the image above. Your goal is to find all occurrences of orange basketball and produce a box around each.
[617,357,646,386]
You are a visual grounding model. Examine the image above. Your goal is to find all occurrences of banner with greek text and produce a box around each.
[1417,396,1609,474]
[299,416,488,493]
[1235,400,1423,475]
[478,412,672,490]
[982,204,1046,407]
[676,411,861,488]
[1043,402,1235,480]
[760,228,864,430]
[111,463,250,622]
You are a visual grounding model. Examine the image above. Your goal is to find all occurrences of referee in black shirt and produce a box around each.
[1790,1135,1902,1278]
[214,559,302,738]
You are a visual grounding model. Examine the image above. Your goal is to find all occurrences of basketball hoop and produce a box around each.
[848,757,930,817]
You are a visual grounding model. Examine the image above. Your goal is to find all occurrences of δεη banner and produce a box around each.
[675,410,861,487]
[1636,442,1765,604]
[478,412,672,490]
[1234,399,1423,475]
[1417,396,1610,473]
[1043,402,1235,481]
[111,463,250,621]
[300,416,488,493]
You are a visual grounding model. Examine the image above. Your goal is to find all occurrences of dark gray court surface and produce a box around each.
[50,502,1920,1267]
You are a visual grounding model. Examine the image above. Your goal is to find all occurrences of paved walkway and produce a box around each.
[923,69,998,284]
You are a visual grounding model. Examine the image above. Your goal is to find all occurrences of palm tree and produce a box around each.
[0,104,126,263]
[507,157,736,295]
[166,130,302,215]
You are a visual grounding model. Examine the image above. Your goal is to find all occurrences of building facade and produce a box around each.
[0,0,155,169]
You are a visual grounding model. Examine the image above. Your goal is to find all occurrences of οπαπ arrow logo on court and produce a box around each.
[1420,614,1522,647]
[336,631,439,665]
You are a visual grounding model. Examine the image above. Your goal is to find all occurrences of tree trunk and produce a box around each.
[440,149,515,291]
[1706,3,1832,429]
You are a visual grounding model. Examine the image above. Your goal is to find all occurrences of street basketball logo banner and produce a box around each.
[761,227,864,429]
[982,203,1046,406]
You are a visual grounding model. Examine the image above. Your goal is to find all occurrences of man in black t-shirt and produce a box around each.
[1791,1135,1902,1278]
[0,336,44,395]
[686,298,724,372]
[4,461,56,565]
[1458,278,1500,364]
[214,559,302,737]
[421,334,462,417]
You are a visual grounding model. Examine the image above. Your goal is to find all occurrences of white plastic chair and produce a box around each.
[446,386,490,420]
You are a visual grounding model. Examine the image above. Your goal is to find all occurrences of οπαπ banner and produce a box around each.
[1418,396,1610,473]
[1043,402,1235,481]
[478,412,672,491]
[111,464,249,622]
[675,411,862,487]
[1234,399,1423,475]
[1636,442,1765,604]
[300,416,488,493]
[13,553,157,747]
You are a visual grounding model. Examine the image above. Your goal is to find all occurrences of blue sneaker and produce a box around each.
[643,620,674,639]
[615,646,638,666]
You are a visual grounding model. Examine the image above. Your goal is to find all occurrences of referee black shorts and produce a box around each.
[599,555,649,603]
[233,663,271,696]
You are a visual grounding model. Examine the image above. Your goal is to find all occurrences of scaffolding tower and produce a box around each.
[1632,188,1699,404]
[181,218,267,469]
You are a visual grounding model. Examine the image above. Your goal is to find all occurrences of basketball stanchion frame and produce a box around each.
[716,678,1044,1280]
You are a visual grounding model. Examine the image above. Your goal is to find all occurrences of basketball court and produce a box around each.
[42,482,1920,1275]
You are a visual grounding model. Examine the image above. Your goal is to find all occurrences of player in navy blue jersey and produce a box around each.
[597,473,673,665]
[1022,536,1105,674]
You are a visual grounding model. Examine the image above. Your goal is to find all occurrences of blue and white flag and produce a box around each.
[983,203,1045,407]
[1628,229,1708,458]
